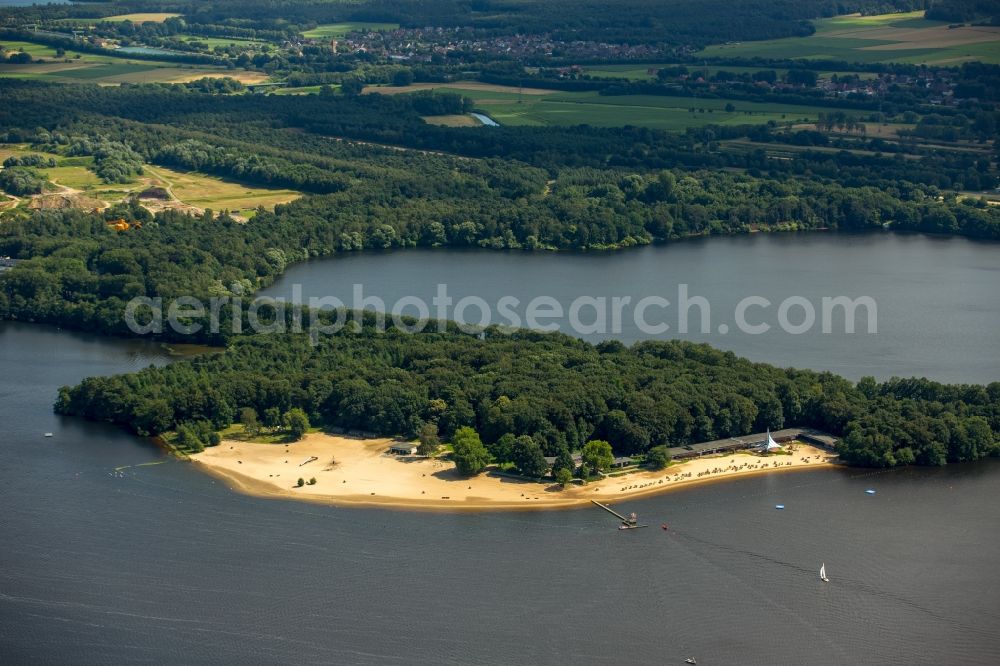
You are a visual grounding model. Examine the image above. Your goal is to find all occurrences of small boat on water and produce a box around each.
[685,658,697,664]
[775,504,785,509]
[44,433,53,438]
[820,563,830,582]
[865,489,876,495]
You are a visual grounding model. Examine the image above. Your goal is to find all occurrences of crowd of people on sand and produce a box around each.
[614,452,829,493]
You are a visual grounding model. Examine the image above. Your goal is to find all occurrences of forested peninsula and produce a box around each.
[54,321,1000,469]
[0,79,997,471]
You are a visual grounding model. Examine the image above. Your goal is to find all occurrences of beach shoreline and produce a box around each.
[190,433,839,512]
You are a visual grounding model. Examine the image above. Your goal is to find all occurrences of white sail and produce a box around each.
[820,563,829,581]
[761,428,781,452]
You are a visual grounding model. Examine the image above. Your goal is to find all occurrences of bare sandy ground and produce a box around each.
[191,433,838,511]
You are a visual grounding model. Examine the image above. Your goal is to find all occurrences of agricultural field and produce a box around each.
[581,63,878,81]
[272,85,326,95]
[583,63,791,80]
[98,13,182,23]
[302,22,399,39]
[176,35,270,50]
[0,39,264,84]
[699,11,1000,65]
[367,82,828,130]
[421,114,483,127]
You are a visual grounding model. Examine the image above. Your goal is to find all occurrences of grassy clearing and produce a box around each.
[43,164,103,190]
[699,11,1000,65]
[217,423,323,445]
[98,13,182,23]
[0,144,63,167]
[302,22,398,39]
[272,85,326,95]
[143,165,300,215]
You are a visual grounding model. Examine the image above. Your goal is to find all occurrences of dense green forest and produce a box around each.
[1,78,997,339]
[1,80,995,193]
[2,162,997,338]
[1,0,998,472]
[54,321,1000,468]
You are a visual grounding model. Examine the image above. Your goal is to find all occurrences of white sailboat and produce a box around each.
[820,563,829,582]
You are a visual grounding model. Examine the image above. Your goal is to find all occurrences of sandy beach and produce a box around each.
[190,433,838,511]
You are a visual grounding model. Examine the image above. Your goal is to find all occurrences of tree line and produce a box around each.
[53,321,999,469]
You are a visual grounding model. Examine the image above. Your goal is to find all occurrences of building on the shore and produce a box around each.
[667,427,838,461]
[388,443,418,455]
[610,456,634,468]
[543,453,583,471]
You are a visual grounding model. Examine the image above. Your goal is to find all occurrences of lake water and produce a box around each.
[2,320,1000,664]
[0,0,71,6]
[116,46,182,56]
[261,231,1000,384]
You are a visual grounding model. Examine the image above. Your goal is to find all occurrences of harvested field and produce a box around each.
[421,114,482,127]
[699,12,1000,65]
[99,13,182,23]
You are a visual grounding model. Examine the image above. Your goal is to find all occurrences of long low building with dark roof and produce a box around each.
[667,427,838,461]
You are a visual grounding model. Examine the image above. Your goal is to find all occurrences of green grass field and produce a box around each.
[272,85,327,95]
[485,92,824,129]
[583,63,793,80]
[376,84,828,130]
[177,35,270,50]
[1,145,300,216]
[582,63,879,81]
[142,165,300,215]
[0,39,255,84]
[302,22,398,39]
[698,11,1000,65]
[53,62,161,79]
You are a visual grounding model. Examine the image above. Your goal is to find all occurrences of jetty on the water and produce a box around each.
[592,500,647,530]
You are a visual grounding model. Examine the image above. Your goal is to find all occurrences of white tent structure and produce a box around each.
[760,429,781,452]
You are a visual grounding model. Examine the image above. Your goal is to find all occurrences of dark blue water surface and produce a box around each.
[2,321,999,664]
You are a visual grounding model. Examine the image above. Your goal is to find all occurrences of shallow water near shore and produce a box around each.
[2,320,1000,664]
